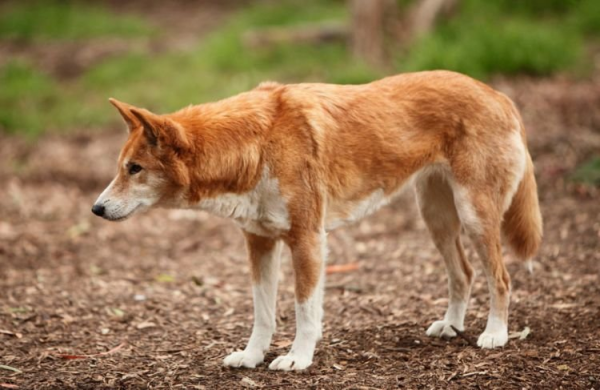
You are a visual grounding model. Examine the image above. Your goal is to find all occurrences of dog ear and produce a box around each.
[108,98,139,132]
[130,108,159,146]
[130,108,189,151]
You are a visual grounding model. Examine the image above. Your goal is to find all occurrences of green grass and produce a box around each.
[399,0,589,78]
[0,0,155,41]
[571,0,600,36]
[79,0,377,120]
[0,61,59,137]
[1,0,599,137]
[401,18,583,79]
[0,0,378,136]
[571,156,600,186]
[488,0,583,16]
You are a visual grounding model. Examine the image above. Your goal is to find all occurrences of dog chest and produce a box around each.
[195,168,291,237]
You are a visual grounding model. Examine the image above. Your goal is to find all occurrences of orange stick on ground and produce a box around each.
[55,342,126,360]
[326,263,360,274]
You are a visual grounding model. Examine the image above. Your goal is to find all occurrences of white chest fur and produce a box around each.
[195,168,291,237]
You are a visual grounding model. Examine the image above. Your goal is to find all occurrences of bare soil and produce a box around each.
[0,76,599,389]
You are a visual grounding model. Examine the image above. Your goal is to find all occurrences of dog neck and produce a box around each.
[171,88,282,209]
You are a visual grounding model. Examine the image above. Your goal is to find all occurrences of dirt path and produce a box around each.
[0,77,599,389]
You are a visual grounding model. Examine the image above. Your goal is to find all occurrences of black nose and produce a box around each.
[91,204,105,217]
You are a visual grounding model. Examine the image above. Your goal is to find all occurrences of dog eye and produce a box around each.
[129,164,143,175]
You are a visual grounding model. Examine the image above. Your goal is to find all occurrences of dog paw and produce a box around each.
[223,350,264,368]
[426,320,461,338]
[268,354,312,371]
[477,330,508,349]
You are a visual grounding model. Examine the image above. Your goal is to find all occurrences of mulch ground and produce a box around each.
[1,75,599,389]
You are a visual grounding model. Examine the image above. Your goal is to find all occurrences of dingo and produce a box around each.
[93,71,542,370]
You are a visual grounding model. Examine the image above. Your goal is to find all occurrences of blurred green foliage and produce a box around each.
[492,0,582,15]
[0,0,598,137]
[572,0,600,35]
[0,62,57,133]
[400,0,597,78]
[401,18,582,79]
[0,0,375,137]
[0,0,154,41]
[571,156,600,186]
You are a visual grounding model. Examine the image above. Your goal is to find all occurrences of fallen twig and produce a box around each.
[326,263,360,275]
[0,365,21,374]
[461,370,488,378]
[383,346,412,353]
[55,342,126,360]
[0,330,22,339]
[325,283,363,293]
[156,344,198,354]
[449,325,477,347]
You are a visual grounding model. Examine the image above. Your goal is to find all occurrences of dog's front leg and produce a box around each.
[224,233,283,368]
[269,228,326,371]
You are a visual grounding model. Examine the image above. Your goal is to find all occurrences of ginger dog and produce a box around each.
[92,71,542,371]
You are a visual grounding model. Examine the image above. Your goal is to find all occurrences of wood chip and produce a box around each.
[0,330,22,339]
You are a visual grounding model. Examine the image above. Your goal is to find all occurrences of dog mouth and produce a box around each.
[104,204,143,222]
[106,215,130,222]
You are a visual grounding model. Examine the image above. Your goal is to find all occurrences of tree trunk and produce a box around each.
[350,0,387,68]
[410,0,460,38]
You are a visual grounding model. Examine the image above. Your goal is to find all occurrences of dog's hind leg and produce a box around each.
[416,168,474,338]
[224,233,283,368]
[454,185,511,349]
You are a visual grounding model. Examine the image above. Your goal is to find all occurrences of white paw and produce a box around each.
[477,330,508,349]
[426,320,461,338]
[268,354,312,371]
[223,350,264,368]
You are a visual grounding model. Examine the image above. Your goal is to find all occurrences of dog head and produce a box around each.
[92,98,191,221]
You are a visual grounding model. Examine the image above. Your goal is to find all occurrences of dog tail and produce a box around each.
[502,151,543,266]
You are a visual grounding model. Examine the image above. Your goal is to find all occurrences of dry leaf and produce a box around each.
[509,326,531,340]
[136,321,157,330]
[66,221,90,238]
[61,314,76,324]
[110,308,125,317]
[155,274,175,283]
[240,377,258,388]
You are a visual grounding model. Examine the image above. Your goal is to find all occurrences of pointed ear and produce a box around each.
[130,108,159,146]
[131,108,190,151]
[108,98,139,132]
